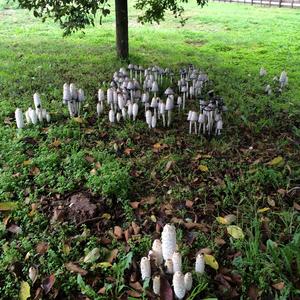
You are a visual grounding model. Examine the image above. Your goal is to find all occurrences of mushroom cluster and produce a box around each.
[261,68,289,96]
[140,224,205,299]
[95,64,227,135]
[63,83,85,117]
[15,92,51,129]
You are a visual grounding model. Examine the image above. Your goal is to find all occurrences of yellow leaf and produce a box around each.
[227,225,245,239]
[216,217,228,225]
[19,281,30,300]
[97,262,112,268]
[73,117,83,124]
[150,215,157,222]
[0,202,18,211]
[204,254,219,270]
[23,160,32,166]
[257,207,270,213]
[267,156,284,166]
[101,213,111,220]
[199,165,209,172]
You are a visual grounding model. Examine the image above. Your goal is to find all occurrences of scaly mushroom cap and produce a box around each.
[15,108,24,129]
[77,89,85,102]
[63,83,71,102]
[118,95,125,110]
[195,253,205,274]
[33,93,41,109]
[128,64,134,70]
[150,97,158,108]
[140,257,151,280]
[153,275,160,296]
[98,89,105,102]
[165,97,174,111]
[151,81,159,93]
[177,96,182,105]
[132,103,138,118]
[165,259,174,274]
[145,110,152,126]
[69,83,78,100]
[109,110,115,123]
[127,81,134,90]
[187,111,192,121]
[142,93,149,103]
[184,272,193,291]
[29,108,38,125]
[161,224,176,260]
[190,111,198,122]
[159,102,166,114]
[152,239,163,265]
[164,87,174,96]
[151,115,157,128]
[107,88,113,104]
[173,272,186,300]
[172,252,182,273]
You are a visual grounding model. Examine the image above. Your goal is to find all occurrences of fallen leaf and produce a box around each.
[216,214,236,225]
[114,226,123,239]
[199,164,209,172]
[106,249,118,264]
[124,148,134,155]
[257,207,270,213]
[7,224,22,234]
[51,139,61,147]
[97,262,112,268]
[101,213,111,220]
[215,237,226,246]
[84,248,100,263]
[267,156,284,166]
[204,254,219,270]
[0,202,18,211]
[73,117,83,124]
[272,282,285,290]
[227,225,245,239]
[85,155,95,163]
[140,196,156,205]
[41,274,55,294]
[130,202,140,209]
[185,200,193,208]
[131,222,140,235]
[65,262,87,276]
[30,166,40,176]
[19,281,30,300]
[165,160,173,172]
[36,242,49,254]
[84,128,95,134]
[150,215,157,222]
[216,217,228,225]
[127,290,142,298]
[23,160,32,166]
[293,202,300,211]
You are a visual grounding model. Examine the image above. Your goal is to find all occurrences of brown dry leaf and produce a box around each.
[98,287,106,294]
[65,262,87,276]
[127,290,142,298]
[124,148,134,156]
[41,274,55,294]
[272,282,285,290]
[130,202,140,209]
[293,202,300,211]
[85,155,95,163]
[185,200,194,208]
[171,217,184,225]
[114,226,123,239]
[106,249,118,264]
[131,222,140,235]
[30,166,40,176]
[140,196,156,205]
[51,139,61,147]
[165,160,174,172]
[84,128,95,134]
[267,197,276,207]
[36,242,49,254]
[215,237,226,246]
[7,224,22,234]
[129,281,143,292]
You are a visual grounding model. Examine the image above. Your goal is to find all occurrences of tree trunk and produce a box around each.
[115,0,129,60]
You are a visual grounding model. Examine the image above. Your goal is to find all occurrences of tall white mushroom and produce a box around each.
[177,96,182,112]
[77,88,85,115]
[216,118,223,136]
[153,275,160,296]
[173,272,186,300]
[184,272,193,292]
[151,81,159,98]
[165,96,174,127]
[189,111,198,134]
[109,110,115,123]
[195,253,205,274]
[29,108,38,125]
[63,83,71,105]
[151,114,157,129]
[150,97,158,118]
[161,224,176,260]
[132,103,138,121]
[152,239,163,265]
[260,67,267,77]
[33,93,41,109]
[145,110,152,128]
[279,71,288,88]
[25,109,31,124]
[140,257,151,280]
[159,102,166,127]
[198,112,206,135]
[172,252,182,273]
[15,108,24,129]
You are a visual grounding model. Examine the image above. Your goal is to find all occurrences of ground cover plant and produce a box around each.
[0,1,300,299]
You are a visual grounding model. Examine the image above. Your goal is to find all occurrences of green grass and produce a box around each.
[0,1,300,299]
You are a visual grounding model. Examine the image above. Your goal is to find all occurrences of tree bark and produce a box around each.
[115,0,129,60]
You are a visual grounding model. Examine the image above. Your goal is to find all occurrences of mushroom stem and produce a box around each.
[167,110,172,127]
[189,121,192,134]
[162,113,166,127]
[183,93,186,110]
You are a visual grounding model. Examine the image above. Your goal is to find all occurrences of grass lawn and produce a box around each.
[0,1,299,299]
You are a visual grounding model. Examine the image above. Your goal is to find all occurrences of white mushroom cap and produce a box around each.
[121,107,127,120]
[116,112,121,122]
[153,275,160,296]
[164,87,174,96]
[63,83,71,103]
[118,94,125,110]
[177,96,182,105]
[37,108,43,123]
[69,83,78,100]
[260,67,267,76]
[128,64,134,69]
[165,97,174,111]
[172,252,182,273]
[181,85,188,93]
[198,113,205,123]
[140,257,151,280]
[145,110,152,126]
[142,93,149,103]
[173,272,186,300]
[151,115,157,128]
[77,89,85,102]
[45,112,51,123]
[109,110,115,123]
[150,97,158,108]
[161,224,176,260]
[33,93,41,109]
[127,81,135,90]
[29,108,38,125]
[187,110,192,121]
[127,102,133,116]
[151,81,159,93]
[195,253,205,274]
[152,239,163,265]
[184,272,193,291]
[15,108,24,129]
[25,109,31,124]
[190,111,198,122]
[98,89,105,102]
[107,88,113,104]
[159,102,166,114]
[132,103,138,118]
[165,259,174,274]
[217,119,223,130]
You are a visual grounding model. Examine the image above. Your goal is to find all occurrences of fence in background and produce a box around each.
[214,0,300,8]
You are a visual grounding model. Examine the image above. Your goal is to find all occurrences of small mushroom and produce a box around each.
[161,224,176,260]
[109,109,115,123]
[173,272,186,300]
[165,96,174,127]
[165,259,174,274]
[184,272,193,291]
[152,239,163,265]
[140,257,151,280]
[172,252,182,273]
[153,275,160,296]
[132,103,138,121]
[33,93,41,110]
[195,253,205,274]
[15,108,24,129]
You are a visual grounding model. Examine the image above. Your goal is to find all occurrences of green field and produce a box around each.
[0,1,299,299]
